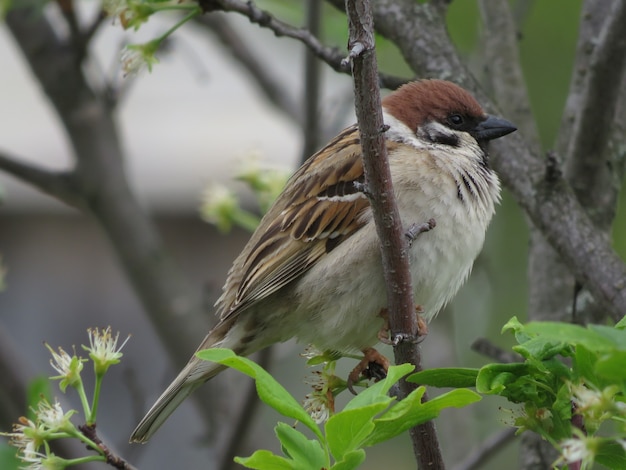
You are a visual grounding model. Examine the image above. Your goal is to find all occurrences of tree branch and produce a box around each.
[478,0,540,147]
[300,0,323,163]
[364,0,626,321]
[564,0,626,215]
[452,428,517,470]
[5,4,217,437]
[344,0,443,467]
[199,0,407,89]
[194,13,301,123]
[0,151,84,209]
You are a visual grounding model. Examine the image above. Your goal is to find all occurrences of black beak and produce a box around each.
[473,115,517,141]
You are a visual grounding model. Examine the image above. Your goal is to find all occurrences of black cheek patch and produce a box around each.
[431,131,460,147]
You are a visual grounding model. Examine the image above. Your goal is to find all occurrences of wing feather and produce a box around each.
[216,126,396,321]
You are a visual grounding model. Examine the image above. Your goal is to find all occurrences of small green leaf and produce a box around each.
[362,388,480,447]
[275,422,326,469]
[595,438,626,468]
[343,364,414,411]
[595,351,626,383]
[523,322,617,352]
[197,349,322,439]
[476,363,530,395]
[512,336,570,360]
[407,367,479,388]
[615,315,626,330]
[573,344,598,384]
[325,402,389,460]
[234,450,293,470]
[26,376,52,421]
[0,441,20,470]
[329,449,366,470]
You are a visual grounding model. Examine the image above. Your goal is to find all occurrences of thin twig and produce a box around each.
[478,0,540,147]
[0,151,83,209]
[195,13,301,123]
[452,428,517,470]
[300,0,323,163]
[199,0,407,89]
[345,0,444,467]
[79,424,139,470]
[471,338,522,364]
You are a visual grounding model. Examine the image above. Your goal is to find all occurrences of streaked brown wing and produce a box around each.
[216,126,385,320]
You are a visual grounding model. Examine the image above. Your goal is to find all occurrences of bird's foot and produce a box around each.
[347,347,390,395]
[377,306,429,345]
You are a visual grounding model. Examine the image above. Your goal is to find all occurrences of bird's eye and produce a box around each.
[448,114,464,126]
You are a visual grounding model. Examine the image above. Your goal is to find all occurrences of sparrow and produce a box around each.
[130,79,516,443]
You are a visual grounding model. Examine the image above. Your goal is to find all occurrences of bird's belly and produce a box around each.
[290,195,489,352]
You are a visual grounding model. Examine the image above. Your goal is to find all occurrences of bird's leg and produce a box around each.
[347,347,390,395]
[378,306,429,346]
[377,308,392,345]
[416,305,428,338]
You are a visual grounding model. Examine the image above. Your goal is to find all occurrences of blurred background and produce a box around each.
[1,0,625,468]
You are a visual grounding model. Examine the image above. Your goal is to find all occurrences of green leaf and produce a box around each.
[595,438,626,469]
[343,364,414,411]
[594,351,626,384]
[325,402,389,461]
[234,450,294,470]
[196,349,322,439]
[275,422,326,469]
[26,376,52,421]
[523,322,619,352]
[476,363,530,395]
[329,450,366,470]
[615,315,626,330]
[0,442,20,470]
[588,324,626,349]
[362,388,480,447]
[407,367,479,388]
[512,336,571,361]
[573,344,598,385]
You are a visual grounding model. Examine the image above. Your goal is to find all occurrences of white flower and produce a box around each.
[571,383,603,411]
[36,400,74,432]
[302,369,336,424]
[84,327,129,374]
[102,0,128,17]
[45,344,84,391]
[303,393,330,424]
[557,436,598,467]
[47,346,74,377]
[120,47,147,76]
[300,345,325,362]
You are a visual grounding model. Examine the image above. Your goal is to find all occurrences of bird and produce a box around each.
[130,79,516,443]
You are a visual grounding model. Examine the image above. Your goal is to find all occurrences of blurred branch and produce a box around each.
[218,348,273,470]
[195,13,301,123]
[361,0,626,322]
[452,428,517,470]
[471,338,522,364]
[526,0,610,326]
[478,0,540,147]
[345,0,443,467]
[0,151,83,209]
[200,0,407,89]
[300,0,323,163]
[5,4,216,437]
[563,0,626,214]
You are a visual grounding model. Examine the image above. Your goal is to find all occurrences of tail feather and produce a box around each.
[129,359,225,443]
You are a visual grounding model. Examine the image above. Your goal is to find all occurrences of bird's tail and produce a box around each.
[129,320,238,443]
[129,358,224,443]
